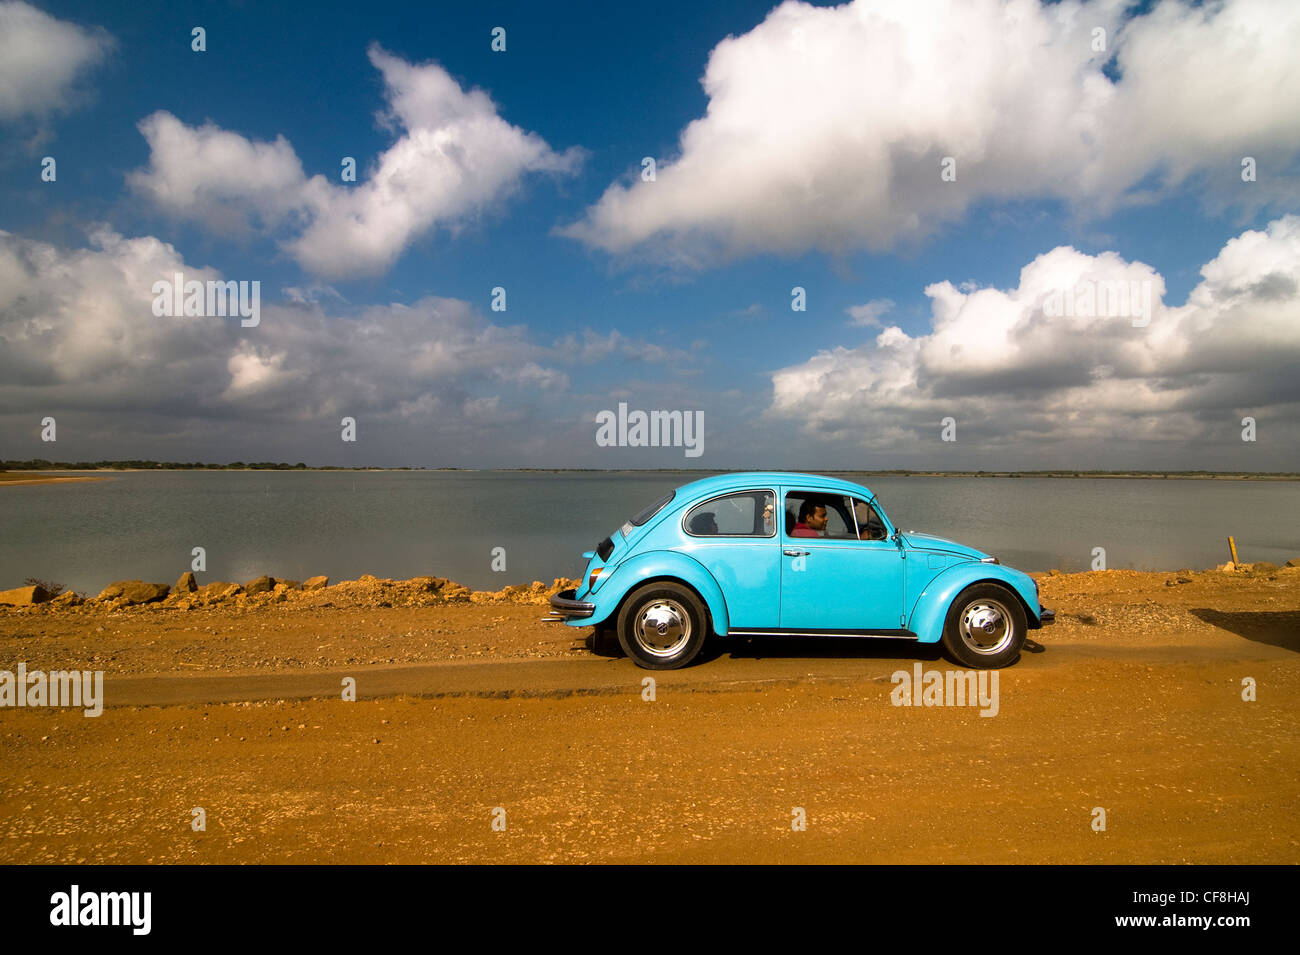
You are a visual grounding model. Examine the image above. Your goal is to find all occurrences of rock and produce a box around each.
[303,576,329,590]
[95,580,169,605]
[51,590,83,607]
[1286,559,1300,568]
[175,571,198,593]
[442,583,472,602]
[244,575,276,595]
[0,584,51,605]
[196,582,243,603]
[280,579,301,590]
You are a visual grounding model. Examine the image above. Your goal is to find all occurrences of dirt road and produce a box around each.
[1,568,1297,863]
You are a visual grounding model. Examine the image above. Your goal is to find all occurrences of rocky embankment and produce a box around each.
[0,572,581,613]
[1,559,1296,616]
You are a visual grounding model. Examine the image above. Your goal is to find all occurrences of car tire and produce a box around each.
[616,581,709,670]
[940,583,1027,669]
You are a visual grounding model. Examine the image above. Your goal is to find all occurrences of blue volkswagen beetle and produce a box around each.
[545,472,1054,670]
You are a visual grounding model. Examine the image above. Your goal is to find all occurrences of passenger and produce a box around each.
[689,511,718,535]
[855,500,884,540]
[791,499,827,537]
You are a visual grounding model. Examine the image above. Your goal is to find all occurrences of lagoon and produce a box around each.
[3,471,1297,596]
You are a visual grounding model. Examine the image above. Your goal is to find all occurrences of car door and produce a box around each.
[678,489,780,629]
[779,490,906,632]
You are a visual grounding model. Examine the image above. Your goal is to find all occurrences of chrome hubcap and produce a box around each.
[959,599,1014,655]
[633,599,691,657]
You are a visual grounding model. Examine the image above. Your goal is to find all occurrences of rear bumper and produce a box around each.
[541,588,596,623]
[1038,606,1056,625]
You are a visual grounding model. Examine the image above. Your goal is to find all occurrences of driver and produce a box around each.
[791,499,828,537]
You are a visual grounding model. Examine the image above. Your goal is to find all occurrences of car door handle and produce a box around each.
[783,549,810,557]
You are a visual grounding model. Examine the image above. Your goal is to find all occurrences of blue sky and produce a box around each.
[1,0,1298,469]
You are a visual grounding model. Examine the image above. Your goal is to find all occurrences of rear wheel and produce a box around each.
[616,582,709,669]
[940,583,1026,669]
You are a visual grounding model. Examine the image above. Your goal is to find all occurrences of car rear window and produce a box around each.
[628,490,674,527]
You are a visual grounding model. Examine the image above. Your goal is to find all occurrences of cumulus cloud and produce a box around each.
[563,0,1300,265]
[0,1,113,121]
[129,44,581,278]
[768,216,1300,459]
[128,113,311,235]
[0,228,573,452]
[847,299,894,327]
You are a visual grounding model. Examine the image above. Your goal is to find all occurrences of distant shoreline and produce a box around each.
[3,466,1298,482]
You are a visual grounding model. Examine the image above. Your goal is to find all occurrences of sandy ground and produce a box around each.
[0,473,106,486]
[0,567,1296,864]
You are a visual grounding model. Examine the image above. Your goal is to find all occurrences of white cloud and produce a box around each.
[768,216,1300,459]
[0,1,112,121]
[563,0,1300,265]
[549,328,694,365]
[128,112,311,235]
[0,228,573,437]
[129,44,581,278]
[846,298,894,327]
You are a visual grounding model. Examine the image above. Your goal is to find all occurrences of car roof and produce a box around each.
[671,471,874,503]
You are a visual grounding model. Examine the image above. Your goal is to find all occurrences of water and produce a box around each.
[3,471,1297,596]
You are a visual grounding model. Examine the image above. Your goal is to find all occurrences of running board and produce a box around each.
[727,627,918,640]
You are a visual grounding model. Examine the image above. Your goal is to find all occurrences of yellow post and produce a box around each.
[1227,536,1239,566]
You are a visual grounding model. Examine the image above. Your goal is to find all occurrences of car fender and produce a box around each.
[906,563,1040,643]
[586,550,730,634]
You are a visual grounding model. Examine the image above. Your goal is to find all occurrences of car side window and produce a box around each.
[785,493,886,540]
[784,492,853,538]
[684,491,774,537]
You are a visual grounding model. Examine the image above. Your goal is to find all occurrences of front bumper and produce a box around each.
[541,588,596,623]
[1038,606,1056,625]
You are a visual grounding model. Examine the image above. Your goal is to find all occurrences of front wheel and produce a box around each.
[940,583,1026,669]
[616,582,709,669]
